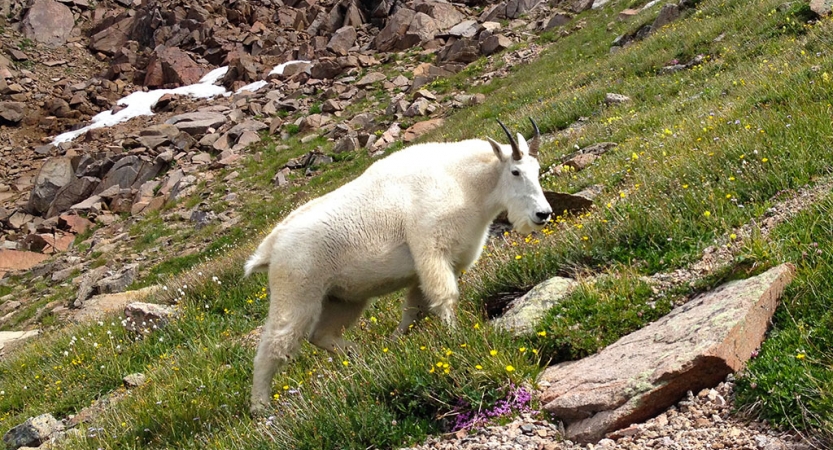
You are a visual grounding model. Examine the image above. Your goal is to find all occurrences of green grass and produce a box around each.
[734,196,833,441]
[1,0,832,446]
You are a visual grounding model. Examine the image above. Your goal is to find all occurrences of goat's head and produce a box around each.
[487,118,552,235]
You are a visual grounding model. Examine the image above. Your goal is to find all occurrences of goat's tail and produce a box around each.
[244,230,278,276]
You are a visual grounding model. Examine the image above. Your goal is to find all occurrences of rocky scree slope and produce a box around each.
[0,0,585,328]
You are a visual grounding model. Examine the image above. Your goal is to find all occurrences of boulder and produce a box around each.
[220,52,261,89]
[310,58,344,80]
[447,19,479,38]
[506,0,543,19]
[543,13,572,31]
[539,264,796,443]
[0,102,26,123]
[124,302,176,333]
[414,0,466,30]
[570,0,594,13]
[480,34,512,55]
[2,413,63,450]
[123,372,147,388]
[27,157,74,215]
[438,38,481,63]
[402,12,439,48]
[810,0,833,16]
[403,118,445,142]
[21,0,75,47]
[166,111,226,136]
[492,276,578,334]
[327,26,357,56]
[563,153,598,172]
[651,3,680,32]
[356,72,387,87]
[74,265,109,308]
[144,45,206,87]
[333,134,360,153]
[46,176,100,218]
[97,264,139,294]
[93,156,164,196]
[404,97,431,117]
[0,330,39,354]
[605,92,631,104]
[374,8,416,51]
[0,250,49,279]
[58,214,93,234]
[89,16,135,56]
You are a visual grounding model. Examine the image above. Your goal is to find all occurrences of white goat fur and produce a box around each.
[246,131,551,414]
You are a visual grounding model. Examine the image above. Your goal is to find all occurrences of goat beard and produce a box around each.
[507,208,544,235]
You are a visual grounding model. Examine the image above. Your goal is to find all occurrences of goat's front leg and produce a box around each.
[413,252,459,329]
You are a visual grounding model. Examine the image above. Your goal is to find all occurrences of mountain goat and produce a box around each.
[245,119,552,414]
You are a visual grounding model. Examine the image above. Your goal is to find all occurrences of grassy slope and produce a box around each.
[1,0,832,447]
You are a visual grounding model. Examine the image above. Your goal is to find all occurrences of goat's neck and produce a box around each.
[474,161,507,225]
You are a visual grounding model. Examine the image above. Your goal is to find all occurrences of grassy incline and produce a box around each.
[1,0,831,447]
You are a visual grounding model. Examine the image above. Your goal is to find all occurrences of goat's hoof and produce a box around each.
[250,400,270,417]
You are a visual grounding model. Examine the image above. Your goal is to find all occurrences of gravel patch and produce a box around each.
[403,377,815,450]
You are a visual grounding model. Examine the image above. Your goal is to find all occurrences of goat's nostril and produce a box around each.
[536,211,552,221]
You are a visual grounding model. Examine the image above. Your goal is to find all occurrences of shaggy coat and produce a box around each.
[246,122,551,414]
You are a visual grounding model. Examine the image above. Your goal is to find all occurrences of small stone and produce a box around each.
[123,373,147,388]
[605,92,631,104]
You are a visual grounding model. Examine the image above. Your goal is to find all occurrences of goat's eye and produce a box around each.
[511,169,521,176]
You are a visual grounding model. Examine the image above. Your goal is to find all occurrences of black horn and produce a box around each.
[528,117,541,158]
[497,120,522,161]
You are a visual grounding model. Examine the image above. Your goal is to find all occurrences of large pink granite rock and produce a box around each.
[538,264,795,443]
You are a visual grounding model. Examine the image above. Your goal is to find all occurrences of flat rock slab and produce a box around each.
[166,111,226,136]
[0,250,50,279]
[65,285,160,324]
[0,330,39,354]
[538,263,795,443]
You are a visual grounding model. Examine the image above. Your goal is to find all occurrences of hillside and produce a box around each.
[1,0,832,448]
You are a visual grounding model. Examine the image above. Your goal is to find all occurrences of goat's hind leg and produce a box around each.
[250,287,323,416]
[308,296,366,355]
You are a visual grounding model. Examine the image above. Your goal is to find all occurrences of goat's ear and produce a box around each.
[487,137,505,161]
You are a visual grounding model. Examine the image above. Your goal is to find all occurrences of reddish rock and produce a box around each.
[89,16,135,56]
[0,250,49,279]
[438,37,480,63]
[374,8,416,51]
[0,102,26,124]
[310,58,343,80]
[538,264,796,443]
[144,46,206,87]
[21,0,75,47]
[327,26,357,56]
[38,233,75,253]
[403,118,444,142]
[221,52,261,89]
[58,214,93,234]
[618,8,640,20]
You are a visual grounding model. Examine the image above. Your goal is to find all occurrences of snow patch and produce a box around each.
[51,62,307,145]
